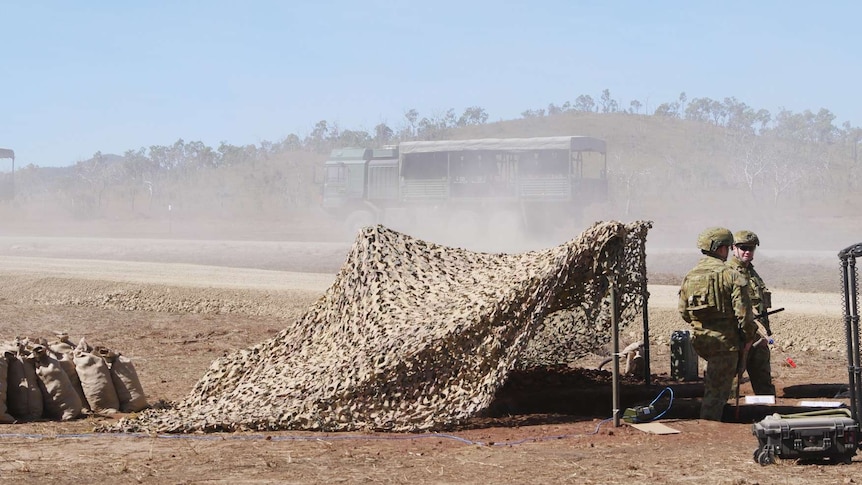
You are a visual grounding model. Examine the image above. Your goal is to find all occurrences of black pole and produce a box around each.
[849,257,862,426]
[841,255,857,424]
[839,243,862,428]
[611,278,621,427]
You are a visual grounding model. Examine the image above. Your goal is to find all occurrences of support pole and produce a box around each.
[642,287,651,386]
[839,243,862,428]
[611,278,621,427]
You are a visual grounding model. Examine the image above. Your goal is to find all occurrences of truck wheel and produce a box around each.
[344,210,375,237]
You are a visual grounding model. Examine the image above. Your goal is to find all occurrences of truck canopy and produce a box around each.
[397,136,606,155]
[327,148,371,161]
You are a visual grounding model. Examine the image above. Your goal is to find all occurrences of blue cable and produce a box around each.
[645,386,674,421]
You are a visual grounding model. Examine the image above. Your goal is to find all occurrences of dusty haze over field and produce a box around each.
[0,193,857,254]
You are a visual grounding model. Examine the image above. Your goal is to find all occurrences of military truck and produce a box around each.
[0,148,14,201]
[321,136,607,244]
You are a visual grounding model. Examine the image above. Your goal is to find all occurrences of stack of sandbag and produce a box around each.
[1,334,148,423]
[4,339,49,422]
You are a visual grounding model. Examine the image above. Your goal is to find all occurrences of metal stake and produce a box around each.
[611,278,621,427]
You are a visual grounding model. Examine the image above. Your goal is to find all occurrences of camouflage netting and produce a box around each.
[104,220,651,433]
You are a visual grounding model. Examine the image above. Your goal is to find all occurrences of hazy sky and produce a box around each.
[2,1,860,168]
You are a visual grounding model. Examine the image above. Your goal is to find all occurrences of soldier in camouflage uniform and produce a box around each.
[678,227,757,421]
[728,230,775,396]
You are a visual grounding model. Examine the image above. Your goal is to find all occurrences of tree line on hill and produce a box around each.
[3,90,861,225]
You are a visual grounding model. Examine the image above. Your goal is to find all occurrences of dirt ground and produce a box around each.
[0,222,860,484]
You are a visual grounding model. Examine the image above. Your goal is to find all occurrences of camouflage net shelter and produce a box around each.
[107,220,651,433]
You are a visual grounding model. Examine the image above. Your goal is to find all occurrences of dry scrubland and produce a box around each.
[0,218,858,484]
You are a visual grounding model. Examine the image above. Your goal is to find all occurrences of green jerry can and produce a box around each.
[670,330,699,381]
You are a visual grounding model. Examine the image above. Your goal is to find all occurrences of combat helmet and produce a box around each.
[697,227,734,253]
[733,230,760,247]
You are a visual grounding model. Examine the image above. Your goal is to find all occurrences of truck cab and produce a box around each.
[321,147,371,210]
[322,146,400,234]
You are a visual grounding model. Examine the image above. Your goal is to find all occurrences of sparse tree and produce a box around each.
[708,99,727,126]
[684,97,713,123]
[442,108,457,128]
[306,120,331,153]
[654,102,680,118]
[573,95,596,113]
[520,109,545,118]
[600,89,618,113]
[458,106,488,126]
[416,110,455,139]
[374,123,394,145]
[122,148,156,212]
[813,108,838,144]
[842,122,862,163]
[403,109,419,138]
[185,140,218,170]
[280,133,302,151]
[337,129,372,148]
[753,109,772,133]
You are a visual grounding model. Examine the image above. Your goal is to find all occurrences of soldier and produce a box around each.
[679,227,757,421]
[728,230,776,396]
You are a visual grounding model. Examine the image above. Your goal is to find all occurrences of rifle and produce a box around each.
[736,307,785,418]
[754,307,785,337]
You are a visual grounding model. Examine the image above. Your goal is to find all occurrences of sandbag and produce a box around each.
[6,349,44,421]
[0,351,14,423]
[73,339,119,414]
[100,348,148,412]
[0,340,17,353]
[49,332,76,356]
[33,345,83,421]
[49,346,89,412]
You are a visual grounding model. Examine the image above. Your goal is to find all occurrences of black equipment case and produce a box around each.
[751,242,862,465]
[751,411,858,465]
[670,330,699,381]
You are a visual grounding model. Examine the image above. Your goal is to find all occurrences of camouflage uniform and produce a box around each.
[678,227,757,421]
[728,232,775,396]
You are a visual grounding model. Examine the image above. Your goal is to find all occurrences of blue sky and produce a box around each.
[2,1,860,168]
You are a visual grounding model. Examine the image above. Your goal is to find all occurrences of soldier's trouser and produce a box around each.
[701,351,737,421]
[746,339,775,395]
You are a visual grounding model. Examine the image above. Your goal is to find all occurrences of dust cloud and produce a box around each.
[0,142,857,293]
